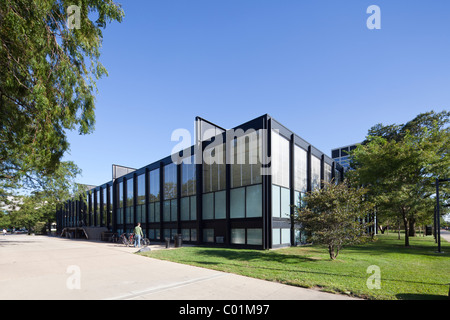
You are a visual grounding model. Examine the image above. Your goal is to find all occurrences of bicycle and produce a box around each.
[120,233,131,246]
[129,233,150,247]
[110,233,119,243]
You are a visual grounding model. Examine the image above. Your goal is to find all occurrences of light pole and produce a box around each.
[435,178,449,253]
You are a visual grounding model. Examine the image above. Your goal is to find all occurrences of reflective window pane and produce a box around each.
[163,200,170,221]
[324,163,332,184]
[202,193,214,220]
[149,169,160,202]
[295,146,307,193]
[281,187,290,219]
[271,130,290,188]
[230,187,245,218]
[180,197,190,221]
[118,182,123,208]
[203,229,214,243]
[231,229,245,244]
[247,229,262,245]
[246,184,262,218]
[171,199,177,221]
[137,174,145,205]
[214,190,226,219]
[126,178,133,207]
[190,195,197,220]
[181,155,196,197]
[164,163,177,199]
[281,228,291,244]
[272,228,281,245]
[203,143,226,193]
[311,155,321,190]
[272,185,281,218]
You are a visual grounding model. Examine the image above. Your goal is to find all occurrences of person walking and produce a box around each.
[134,222,143,248]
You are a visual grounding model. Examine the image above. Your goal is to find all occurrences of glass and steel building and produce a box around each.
[331,143,360,171]
[56,114,344,249]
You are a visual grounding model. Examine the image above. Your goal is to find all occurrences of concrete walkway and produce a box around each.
[0,234,358,300]
[440,229,450,243]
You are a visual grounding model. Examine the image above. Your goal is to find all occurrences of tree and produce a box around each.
[0,211,11,229]
[0,0,124,197]
[349,110,450,247]
[9,194,44,233]
[294,181,375,260]
[8,161,81,233]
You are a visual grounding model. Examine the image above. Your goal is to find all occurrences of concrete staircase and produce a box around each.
[83,227,109,241]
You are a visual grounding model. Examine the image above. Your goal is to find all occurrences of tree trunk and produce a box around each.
[409,218,416,237]
[328,245,336,260]
[403,217,409,247]
[402,209,410,247]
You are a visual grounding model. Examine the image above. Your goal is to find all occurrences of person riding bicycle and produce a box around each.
[134,223,143,248]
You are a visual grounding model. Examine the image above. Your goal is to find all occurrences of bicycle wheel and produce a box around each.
[121,234,129,246]
[142,238,150,246]
[128,235,135,247]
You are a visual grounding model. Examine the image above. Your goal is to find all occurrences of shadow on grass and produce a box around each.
[396,293,448,300]
[192,248,320,264]
[343,236,450,258]
[176,248,447,289]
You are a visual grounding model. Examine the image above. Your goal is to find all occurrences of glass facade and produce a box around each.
[324,162,332,184]
[125,178,133,224]
[163,163,177,222]
[203,143,226,193]
[294,145,307,193]
[56,114,344,249]
[148,169,160,223]
[271,130,290,188]
[203,142,227,222]
[136,174,145,224]
[102,187,107,226]
[311,155,321,191]
[181,155,196,196]
[181,156,196,221]
[116,181,123,225]
[230,130,262,188]
[271,129,292,232]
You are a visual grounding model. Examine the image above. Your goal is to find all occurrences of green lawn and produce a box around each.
[138,234,450,300]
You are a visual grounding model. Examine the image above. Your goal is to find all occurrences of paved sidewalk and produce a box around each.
[440,229,450,243]
[0,234,358,300]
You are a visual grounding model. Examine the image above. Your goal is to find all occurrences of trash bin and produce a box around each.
[425,226,432,236]
[165,237,170,248]
[174,234,183,248]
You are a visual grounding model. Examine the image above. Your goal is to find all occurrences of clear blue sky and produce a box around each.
[63,0,450,187]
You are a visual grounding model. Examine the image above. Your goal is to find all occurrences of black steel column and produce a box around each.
[264,117,272,249]
[225,159,231,246]
[289,134,295,246]
[133,173,137,228]
[177,163,181,234]
[112,182,117,233]
[196,153,203,244]
[145,168,149,237]
[159,162,164,242]
[88,192,92,227]
[320,155,325,189]
[307,146,312,193]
